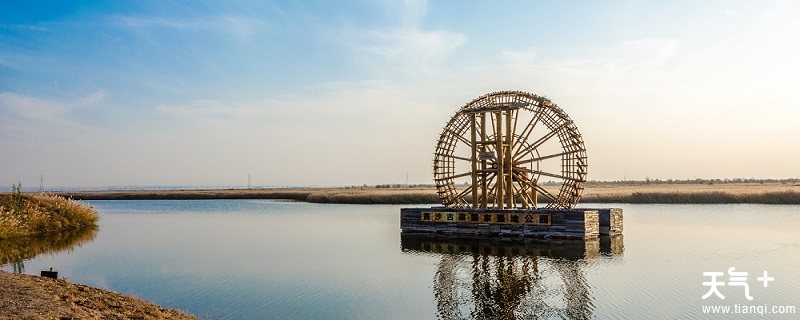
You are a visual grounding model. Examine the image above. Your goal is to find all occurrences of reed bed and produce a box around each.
[55,185,800,205]
[0,193,99,239]
[583,191,800,204]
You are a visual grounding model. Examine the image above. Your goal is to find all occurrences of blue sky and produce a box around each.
[1,0,798,187]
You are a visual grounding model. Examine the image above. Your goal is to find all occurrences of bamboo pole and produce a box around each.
[505,109,514,208]
[471,113,478,209]
[480,113,488,209]
[495,111,503,209]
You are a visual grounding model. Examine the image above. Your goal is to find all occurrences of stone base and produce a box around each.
[400,207,623,239]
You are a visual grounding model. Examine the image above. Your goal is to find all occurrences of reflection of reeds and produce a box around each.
[0,225,98,269]
[584,191,800,204]
[0,194,98,239]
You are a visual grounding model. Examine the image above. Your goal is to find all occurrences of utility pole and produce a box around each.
[248,174,252,189]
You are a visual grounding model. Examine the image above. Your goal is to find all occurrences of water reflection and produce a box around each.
[401,234,623,320]
[0,226,97,273]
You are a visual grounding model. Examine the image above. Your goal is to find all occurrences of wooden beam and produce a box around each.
[480,112,488,209]
[495,111,503,209]
[505,109,514,208]
[470,113,478,209]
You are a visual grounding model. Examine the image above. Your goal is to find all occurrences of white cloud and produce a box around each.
[357,29,466,68]
[336,0,466,76]
[484,26,800,180]
[498,38,679,84]
[0,91,104,139]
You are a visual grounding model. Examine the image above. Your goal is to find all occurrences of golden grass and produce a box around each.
[53,182,800,204]
[0,194,98,239]
[584,191,800,204]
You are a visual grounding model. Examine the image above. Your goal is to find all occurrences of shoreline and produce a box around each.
[0,270,194,319]
[45,182,800,204]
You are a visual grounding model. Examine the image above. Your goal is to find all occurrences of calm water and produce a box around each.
[2,201,799,319]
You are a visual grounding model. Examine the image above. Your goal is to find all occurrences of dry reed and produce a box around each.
[0,194,98,239]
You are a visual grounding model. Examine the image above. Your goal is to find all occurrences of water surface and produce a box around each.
[2,201,798,319]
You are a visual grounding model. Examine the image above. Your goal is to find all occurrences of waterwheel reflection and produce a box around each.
[401,234,623,320]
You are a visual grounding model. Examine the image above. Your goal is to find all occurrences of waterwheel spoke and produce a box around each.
[510,181,532,208]
[514,167,580,182]
[435,171,472,181]
[446,127,472,146]
[485,173,499,198]
[512,172,535,197]
[531,184,558,203]
[513,121,567,160]
[518,181,536,206]
[515,149,582,165]
[512,105,544,155]
[454,185,473,202]
[435,153,472,162]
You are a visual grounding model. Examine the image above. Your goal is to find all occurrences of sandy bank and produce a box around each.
[0,270,194,320]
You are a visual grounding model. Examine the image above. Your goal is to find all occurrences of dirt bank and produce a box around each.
[0,270,194,320]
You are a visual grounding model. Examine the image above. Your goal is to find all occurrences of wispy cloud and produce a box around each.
[394,0,429,28]
[0,91,104,139]
[339,1,466,75]
[109,14,269,42]
[0,23,50,32]
[357,29,466,66]
[112,16,199,29]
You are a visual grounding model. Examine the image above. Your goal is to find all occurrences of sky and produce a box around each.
[1,0,799,188]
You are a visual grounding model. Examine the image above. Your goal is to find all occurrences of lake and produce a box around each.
[2,201,799,319]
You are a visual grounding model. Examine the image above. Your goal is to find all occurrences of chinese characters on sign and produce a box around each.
[419,212,552,225]
[702,267,775,300]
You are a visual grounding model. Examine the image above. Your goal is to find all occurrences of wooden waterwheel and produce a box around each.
[433,91,587,209]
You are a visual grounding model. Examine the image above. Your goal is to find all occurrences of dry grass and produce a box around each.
[54,182,800,205]
[584,191,800,204]
[0,194,98,239]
